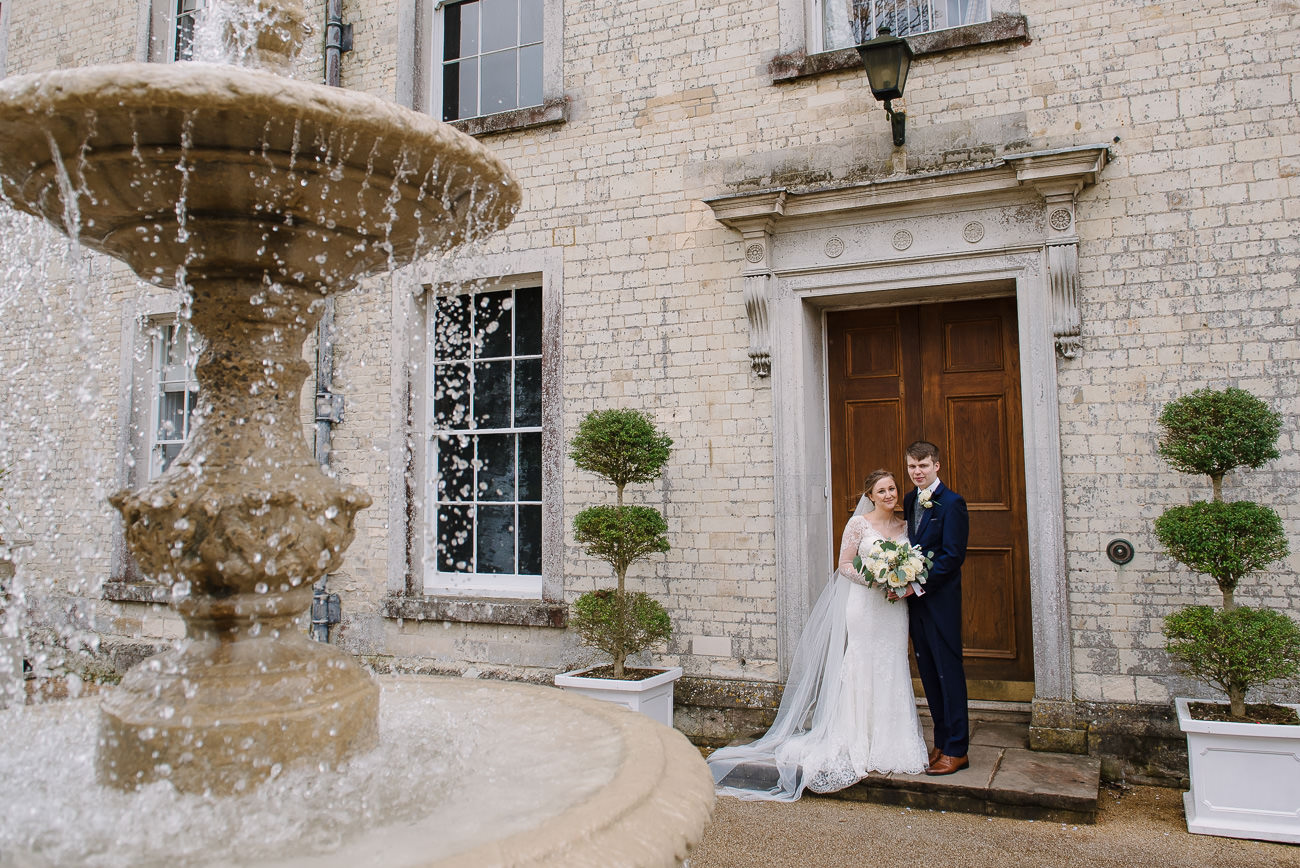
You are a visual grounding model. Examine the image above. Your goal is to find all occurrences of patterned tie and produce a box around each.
[911,490,923,535]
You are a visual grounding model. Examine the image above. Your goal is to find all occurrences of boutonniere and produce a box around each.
[918,490,934,509]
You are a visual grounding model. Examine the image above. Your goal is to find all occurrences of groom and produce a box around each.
[902,440,970,775]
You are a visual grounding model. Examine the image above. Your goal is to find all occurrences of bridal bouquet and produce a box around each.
[853,538,933,601]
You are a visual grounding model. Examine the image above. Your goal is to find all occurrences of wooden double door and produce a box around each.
[827,297,1034,697]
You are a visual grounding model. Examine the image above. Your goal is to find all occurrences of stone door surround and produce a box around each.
[707,145,1109,705]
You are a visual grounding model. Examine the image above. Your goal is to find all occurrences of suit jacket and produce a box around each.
[904,481,969,596]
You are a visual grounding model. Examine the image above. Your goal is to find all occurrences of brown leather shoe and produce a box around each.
[928,746,943,766]
[925,754,969,776]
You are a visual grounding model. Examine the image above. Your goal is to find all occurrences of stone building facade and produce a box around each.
[0,0,1297,782]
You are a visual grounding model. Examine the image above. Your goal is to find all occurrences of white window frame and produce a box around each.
[112,299,201,582]
[395,250,563,603]
[433,0,544,122]
[146,319,200,479]
[412,0,563,123]
[423,278,545,598]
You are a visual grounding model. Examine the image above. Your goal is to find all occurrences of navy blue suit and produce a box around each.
[904,481,970,757]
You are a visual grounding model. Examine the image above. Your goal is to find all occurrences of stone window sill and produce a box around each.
[102,580,172,604]
[770,15,1030,83]
[382,594,568,628]
[449,98,568,138]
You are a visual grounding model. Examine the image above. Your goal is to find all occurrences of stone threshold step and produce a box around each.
[725,745,1101,824]
[823,745,1102,824]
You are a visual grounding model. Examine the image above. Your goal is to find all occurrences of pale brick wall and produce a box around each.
[0,0,1296,711]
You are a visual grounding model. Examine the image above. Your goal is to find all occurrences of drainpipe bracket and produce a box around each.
[315,392,345,424]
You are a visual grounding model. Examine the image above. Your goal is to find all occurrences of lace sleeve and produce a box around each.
[836,516,871,585]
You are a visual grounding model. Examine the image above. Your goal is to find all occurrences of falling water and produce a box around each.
[0,0,704,861]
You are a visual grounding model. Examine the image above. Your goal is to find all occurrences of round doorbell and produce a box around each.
[1106,538,1134,566]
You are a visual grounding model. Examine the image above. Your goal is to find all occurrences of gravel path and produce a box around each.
[690,785,1299,867]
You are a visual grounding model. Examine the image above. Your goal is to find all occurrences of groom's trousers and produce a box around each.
[909,586,969,757]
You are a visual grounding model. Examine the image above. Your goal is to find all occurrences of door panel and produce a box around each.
[961,547,1017,659]
[827,297,1033,692]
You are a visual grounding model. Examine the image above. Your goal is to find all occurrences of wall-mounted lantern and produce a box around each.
[856,26,914,147]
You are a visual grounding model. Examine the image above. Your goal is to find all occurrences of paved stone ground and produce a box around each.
[690,785,1300,868]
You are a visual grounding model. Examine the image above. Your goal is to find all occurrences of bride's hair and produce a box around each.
[861,468,895,501]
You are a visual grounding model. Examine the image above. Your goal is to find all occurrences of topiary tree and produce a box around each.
[1154,388,1298,718]
[569,409,673,679]
[1157,387,1281,502]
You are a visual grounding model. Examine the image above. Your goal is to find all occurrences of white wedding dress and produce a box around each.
[707,513,928,800]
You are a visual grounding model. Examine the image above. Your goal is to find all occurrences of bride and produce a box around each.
[707,469,928,800]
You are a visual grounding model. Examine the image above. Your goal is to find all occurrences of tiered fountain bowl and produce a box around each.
[0,0,518,796]
[0,6,710,864]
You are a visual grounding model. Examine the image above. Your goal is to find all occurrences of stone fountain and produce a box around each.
[0,0,712,862]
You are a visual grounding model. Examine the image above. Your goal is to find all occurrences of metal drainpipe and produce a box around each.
[310,0,354,644]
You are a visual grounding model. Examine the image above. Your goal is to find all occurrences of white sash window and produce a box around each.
[426,285,544,597]
[436,0,544,121]
[148,322,199,478]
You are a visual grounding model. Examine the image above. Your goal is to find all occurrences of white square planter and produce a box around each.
[554,666,683,728]
[1177,697,1300,844]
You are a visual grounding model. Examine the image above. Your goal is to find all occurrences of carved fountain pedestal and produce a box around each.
[0,0,517,793]
[0,6,714,863]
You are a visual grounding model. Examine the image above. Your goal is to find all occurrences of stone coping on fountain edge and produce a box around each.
[4,675,716,868]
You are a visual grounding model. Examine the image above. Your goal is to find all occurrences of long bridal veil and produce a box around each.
[708,495,920,801]
[706,566,857,800]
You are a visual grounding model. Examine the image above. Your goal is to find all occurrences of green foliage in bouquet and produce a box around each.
[569,409,673,679]
[1154,387,1297,718]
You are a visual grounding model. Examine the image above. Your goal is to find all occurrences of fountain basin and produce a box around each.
[3,676,715,867]
[0,62,520,291]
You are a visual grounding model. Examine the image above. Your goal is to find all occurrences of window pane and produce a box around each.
[436,434,474,502]
[477,433,514,502]
[433,293,472,360]
[518,505,542,575]
[473,360,510,428]
[476,505,515,574]
[892,0,932,36]
[480,0,518,53]
[520,0,543,44]
[160,443,183,474]
[175,14,196,61]
[458,57,479,120]
[455,1,480,58]
[434,362,472,429]
[159,390,187,441]
[183,388,198,439]
[475,290,513,359]
[518,43,543,108]
[514,358,541,427]
[519,432,542,502]
[442,62,462,122]
[443,2,463,61]
[437,504,474,572]
[514,286,542,356]
[480,50,518,115]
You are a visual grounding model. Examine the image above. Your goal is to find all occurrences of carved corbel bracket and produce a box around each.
[706,191,787,377]
[1039,193,1081,358]
[1009,146,1108,360]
